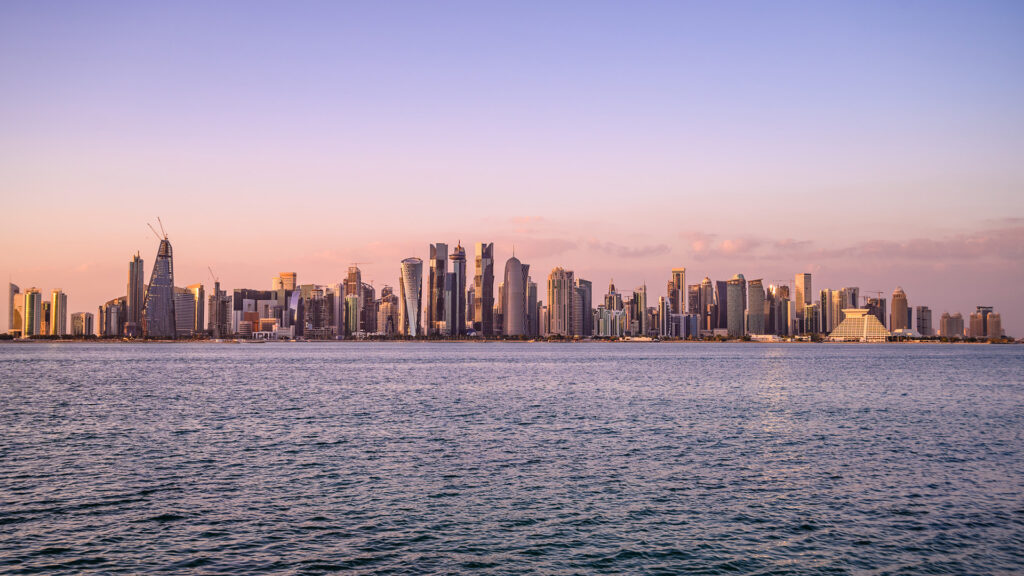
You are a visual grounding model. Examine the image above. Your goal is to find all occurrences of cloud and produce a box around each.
[585,240,670,258]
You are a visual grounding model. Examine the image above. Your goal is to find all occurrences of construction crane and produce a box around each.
[208,266,219,284]
[146,223,163,242]
[862,290,885,305]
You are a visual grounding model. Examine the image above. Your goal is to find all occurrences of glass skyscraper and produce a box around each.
[143,238,176,339]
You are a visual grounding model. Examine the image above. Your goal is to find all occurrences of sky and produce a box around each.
[2,1,1023,334]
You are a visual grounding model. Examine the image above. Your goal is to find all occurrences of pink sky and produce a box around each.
[2,3,1023,335]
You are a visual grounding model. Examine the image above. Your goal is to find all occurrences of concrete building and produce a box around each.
[22,288,42,337]
[865,297,887,329]
[988,313,1002,340]
[126,252,144,337]
[726,276,744,338]
[828,309,891,342]
[746,279,765,334]
[915,306,933,337]
[547,267,574,337]
[890,287,909,331]
[427,243,448,336]
[446,242,467,336]
[49,289,68,336]
[272,272,297,291]
[8,283,19,333]
[173,288,196,338]
[670,268,686,314]
[939,312,965,338]
[474,242,494,335]
[502,255,529,336]
[399,257,423,337]
[71,312,94,337]
[188,284,205,335]
[143,238,176,338]
[527,280,539,337]
[577,278,593,337]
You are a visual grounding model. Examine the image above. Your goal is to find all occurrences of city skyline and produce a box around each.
[2,228,1012,340]
[1,2,1023,333]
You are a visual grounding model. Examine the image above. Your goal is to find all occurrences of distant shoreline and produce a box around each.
[0,338,1017,345]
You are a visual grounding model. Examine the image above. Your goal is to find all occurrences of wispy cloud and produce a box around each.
[585,240,670,258]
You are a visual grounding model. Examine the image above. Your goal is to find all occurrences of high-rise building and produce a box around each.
[915,305,933,337]
[670,268,686,314]
[572,284,585,337]
[988,313,1002,340]
[8,283,19,333]
[446,243,467,336]
[890,287,909,331]
[143,238,176,338]
[71,312,94,337]
[173,288,196,338]
[726,276,744,337]
[427,243,448,336]
[344,266,362,333]
[973,306,994,338]
[187,284,205,335]
[865,297,887,329]
[502,255,529,337]
[794,273,812,333]
[577,278,593,337]
[687,285,700,327]
[41,301,51,335]
[714,280,729,331]
[126,252,144,337]
[49,289,67,336]
[23,288,42,337]
[633,284,648,336]
[939,312,964,338]
[272,273,297,291]
[527,280,539,337]
[207,281,230,338]
[547,267,574,337]
[605,280,623,311]
[746,279,765,334]
[399,257,423,337]
[474,242,494,335]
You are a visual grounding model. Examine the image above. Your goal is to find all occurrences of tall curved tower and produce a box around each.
[890,287,909,331]
[143,238,176,339]
[503,256,528,336]
[399,258,423,337]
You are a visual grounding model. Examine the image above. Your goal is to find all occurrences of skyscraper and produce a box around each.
[427,243,448,336]
[915,305,933,336]
[188,284,205,335]
[794,273,812,333]
[890,287,909,331]
[126,252,144,337]
[547,267,574,337]
[527,279,539,337]
[71,312,93,337]
[272,273,297,291]
[746,279,765,334]
[502,255,528,336]
[670,268,686,314]
[399,257,423,337]
[142,237,176,339]
[49,289,67,336]
[173,288,196,338]
[865,297,887,329]
[577,278,593,337]
[447,242,467,336]
[345,266,362,333]
[8,283,20,333]
[23,288,42,337]
[700,277,713,332]
[634,284,648,336]
[726,276,744,338]
[988,313,1002,340]
[474,242,494,335]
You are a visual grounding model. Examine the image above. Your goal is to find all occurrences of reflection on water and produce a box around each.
[0,342,1022,574]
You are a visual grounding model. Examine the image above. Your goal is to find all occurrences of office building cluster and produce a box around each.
[5,233,1009,341]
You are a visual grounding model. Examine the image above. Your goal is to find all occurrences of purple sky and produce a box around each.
[1,1,1022,334]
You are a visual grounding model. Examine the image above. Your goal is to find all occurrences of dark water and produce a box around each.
[1,343,1022,574]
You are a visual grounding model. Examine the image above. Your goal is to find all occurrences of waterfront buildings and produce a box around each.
[670,268,686,315]
[502,255,529,337]
[915,306,933,337]
[126,253,144,337]
[577,278,593,337]
[8,283,19,333]
[547,267,574,337]
[474,243,494,335]
[428,243,447,336]
[747,279,765,335]
[446,243,467,336]
[828,309,891,342]
[71,312,93,337]
[272,273,297,291]
[142,238,176,338]
[399,257,423,337]
[49,289,67,336]
[940,312,965,338]
[726,276,744,338]
[173,288,196,338]
[22,288,42,337]
[891,287,909,331]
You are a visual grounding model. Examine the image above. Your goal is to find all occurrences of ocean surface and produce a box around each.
[1,342,1022,575]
